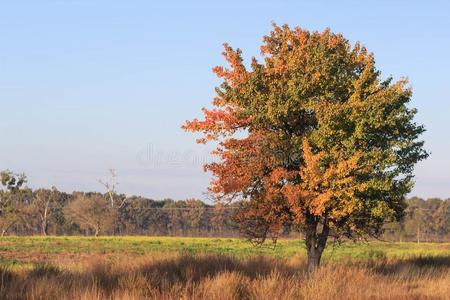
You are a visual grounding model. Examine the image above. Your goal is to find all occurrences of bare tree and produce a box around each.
[65,194,114,237]
[27,187,59,236]
[98,169,127,208]
[98,169,117,208]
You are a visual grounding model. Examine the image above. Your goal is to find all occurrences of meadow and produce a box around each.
[0,237,449,299]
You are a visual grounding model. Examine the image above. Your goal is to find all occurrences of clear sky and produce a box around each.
[0,1,449,201]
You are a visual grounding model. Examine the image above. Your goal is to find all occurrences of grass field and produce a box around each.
[0,237,449,299]
[0,236,449,266]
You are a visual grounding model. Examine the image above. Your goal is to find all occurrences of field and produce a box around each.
[0,237,449,299]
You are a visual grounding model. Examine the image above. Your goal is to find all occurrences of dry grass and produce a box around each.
[0,253,449,300]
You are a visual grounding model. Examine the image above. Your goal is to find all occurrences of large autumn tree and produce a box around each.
[183,24,428,272]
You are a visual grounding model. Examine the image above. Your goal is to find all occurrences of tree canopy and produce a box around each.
[183,24,428,271]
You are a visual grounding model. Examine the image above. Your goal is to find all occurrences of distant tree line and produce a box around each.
[0,170,449,241]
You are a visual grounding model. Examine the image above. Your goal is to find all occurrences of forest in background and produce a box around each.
[0,170,449,241]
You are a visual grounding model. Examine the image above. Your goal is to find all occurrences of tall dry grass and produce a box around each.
[0,253,449,300]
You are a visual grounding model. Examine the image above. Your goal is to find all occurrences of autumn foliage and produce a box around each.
[183,24,428,271]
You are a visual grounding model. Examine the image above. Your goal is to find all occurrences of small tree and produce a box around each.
[27,187,60,236]
[0,170,27,236]
[65,194,114,237]
[184,24,428,272]
[182,199,206,236]
[99,169,117,207]
[98,169,127,235]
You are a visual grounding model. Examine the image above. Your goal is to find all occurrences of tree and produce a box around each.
[0,170,28,236]
[210,202,228,235]
[403,197,429,243]
[117,197,168,235]
[98,169,127,235]
[27,187,60,236]
[434,199,450,236]
[0,170,26,192]
[210,202,240,236]
[163,200,185,235]
[65,193,114,237]
[182,199,206,235]
[183,24,428,272]
[98,169,127,208]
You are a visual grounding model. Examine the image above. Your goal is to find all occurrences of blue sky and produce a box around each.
[0,1,449,200]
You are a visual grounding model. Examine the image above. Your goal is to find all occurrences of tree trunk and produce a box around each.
[94,225,100,237]
[307,246,323,273]
[41,221,48,236]
[305,215,330,273]
[417,224,420,244]
[41,202,49,236]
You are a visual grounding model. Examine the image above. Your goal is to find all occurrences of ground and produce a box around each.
[0,236,449,267]
[0,237,449,299]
